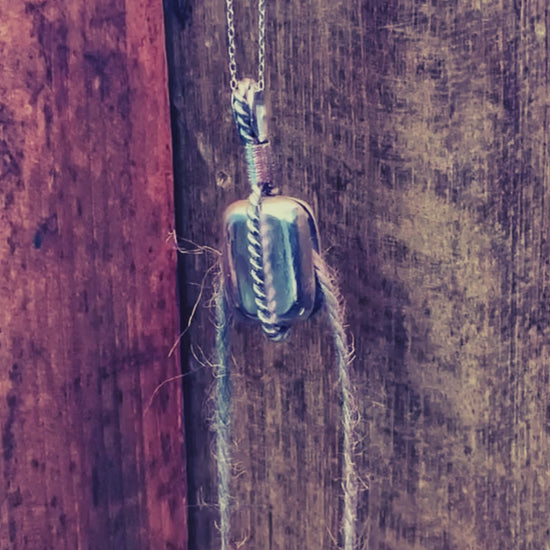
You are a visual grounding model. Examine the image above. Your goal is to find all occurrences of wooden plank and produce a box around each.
[0,2,187,548]
[166,0,550,549]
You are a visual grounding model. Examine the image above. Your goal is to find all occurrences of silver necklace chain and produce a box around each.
[225,0,266,91]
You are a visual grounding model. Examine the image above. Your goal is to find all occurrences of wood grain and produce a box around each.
[0,2,187,548]
[166,0,550,548]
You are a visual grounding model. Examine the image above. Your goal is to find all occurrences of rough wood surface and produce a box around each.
[0,2,187,549]
[166,0,550,548]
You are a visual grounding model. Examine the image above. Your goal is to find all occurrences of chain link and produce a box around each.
[225,0,266,91]
[257,0,266,90]
[225,0,238,90]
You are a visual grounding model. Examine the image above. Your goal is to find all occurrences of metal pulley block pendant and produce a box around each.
[222,78,321,340]
[223,196,322,335]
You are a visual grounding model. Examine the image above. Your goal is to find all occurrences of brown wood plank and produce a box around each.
[0,2,187,548]
[166,0,550,549]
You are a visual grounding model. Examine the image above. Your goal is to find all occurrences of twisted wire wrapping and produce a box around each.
[231,88,255,144]
[213,278,232,550]
[313,251,358,550]
[245,144,288,340]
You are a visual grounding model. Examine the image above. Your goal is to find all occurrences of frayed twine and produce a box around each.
[155,232,359,549]
[213,273,233,550]
[212,251,358,549]
[146,232,221,414]
[313,251,359,550]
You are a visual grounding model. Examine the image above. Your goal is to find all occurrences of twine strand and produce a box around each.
[213,279,232,550]
[314,251,358,550]
[213,252,357,549]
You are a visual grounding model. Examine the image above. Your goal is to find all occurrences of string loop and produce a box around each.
[213,255,357,548]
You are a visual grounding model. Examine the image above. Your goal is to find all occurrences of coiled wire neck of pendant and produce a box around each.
[225,0,266,92]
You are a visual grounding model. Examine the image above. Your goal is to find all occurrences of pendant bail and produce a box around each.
[232,78,278,196]
[231,78,268,144]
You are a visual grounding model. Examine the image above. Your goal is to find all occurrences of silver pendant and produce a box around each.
[223,78,321,340]
[223,196,321,332]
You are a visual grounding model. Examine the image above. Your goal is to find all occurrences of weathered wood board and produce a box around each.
[0,2,187,548]
[166,0,549,549]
